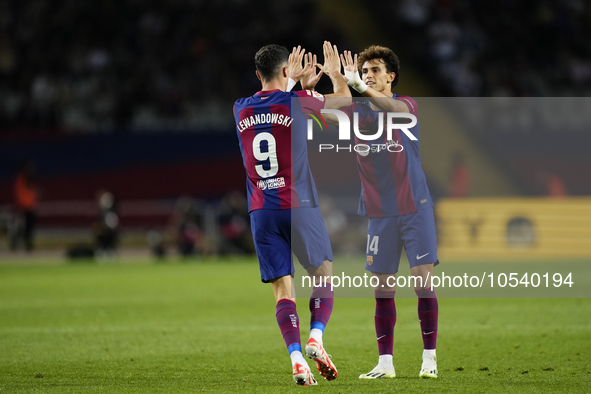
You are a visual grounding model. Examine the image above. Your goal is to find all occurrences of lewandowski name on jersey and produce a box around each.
[233,90,326,212]
[237,113,293,133]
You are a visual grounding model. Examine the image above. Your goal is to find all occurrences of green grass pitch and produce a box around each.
[1,256,590,393]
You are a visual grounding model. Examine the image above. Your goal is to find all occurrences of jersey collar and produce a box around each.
[255,89,281,95]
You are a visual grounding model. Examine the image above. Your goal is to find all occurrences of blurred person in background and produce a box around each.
[448,152,470,198]
[218,191,254,255]
[537,169,568,198]
[546,173,568,198]
[11,159,39,252]
[93,189,119,261]
[167,195,207,258]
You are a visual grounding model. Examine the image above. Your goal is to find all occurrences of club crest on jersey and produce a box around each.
[367,255,373,266]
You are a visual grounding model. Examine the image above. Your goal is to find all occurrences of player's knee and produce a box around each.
[375,274,396,289]
[307,260,332,277]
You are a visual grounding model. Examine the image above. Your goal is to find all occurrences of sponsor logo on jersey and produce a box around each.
[256,177,286,190]
[305,90,325,101]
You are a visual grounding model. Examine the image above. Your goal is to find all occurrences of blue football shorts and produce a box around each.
[250,207,333,283]
[365,207,439,274]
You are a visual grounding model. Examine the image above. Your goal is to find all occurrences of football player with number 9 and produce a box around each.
[233,42,350,386]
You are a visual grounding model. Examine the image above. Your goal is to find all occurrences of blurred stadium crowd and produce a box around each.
[0,0,347,132]
[1,0,590,134]
[390,0,591,96]
[1,0,590,258]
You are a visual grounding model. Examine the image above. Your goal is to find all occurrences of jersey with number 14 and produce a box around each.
[341,94,433,217]
[233,89,326,212]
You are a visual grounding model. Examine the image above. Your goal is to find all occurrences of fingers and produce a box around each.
[340,51,358,70]
[297,46,305,64]
[291,46,305,65]
[340,51,357,69]
[323,41,337,59]
[338,50,352,67]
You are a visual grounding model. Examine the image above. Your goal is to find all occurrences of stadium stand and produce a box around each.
[1,0,590,252]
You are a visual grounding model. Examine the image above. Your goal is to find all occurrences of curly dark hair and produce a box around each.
[254,44,290,81]
[358,45,400,87]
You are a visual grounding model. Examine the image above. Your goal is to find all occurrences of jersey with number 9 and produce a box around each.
[233,89,326,212]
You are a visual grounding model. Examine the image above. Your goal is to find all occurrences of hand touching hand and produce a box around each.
[286,45,306,82]
[300,53,323,90]
[316,41,342,79]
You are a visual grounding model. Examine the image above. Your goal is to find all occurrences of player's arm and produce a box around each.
[341,51,409,113]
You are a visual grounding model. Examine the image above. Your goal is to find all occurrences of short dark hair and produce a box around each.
[255,44,289,81]
[358,45,400,87]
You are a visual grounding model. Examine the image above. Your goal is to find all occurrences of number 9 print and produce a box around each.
[253,132,279,178]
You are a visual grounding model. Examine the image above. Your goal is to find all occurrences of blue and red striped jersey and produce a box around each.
[341,95,433,217]
[233,89,326,212]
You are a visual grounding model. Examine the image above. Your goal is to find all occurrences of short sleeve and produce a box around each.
[396,96,418,116]
[294,90,326,114]
[341,101,374,129]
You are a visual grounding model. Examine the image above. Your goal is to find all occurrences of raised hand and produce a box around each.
[300,53,323,90]
[340,50,358,83]
[315,41,342,78]
[286,45,306,82]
